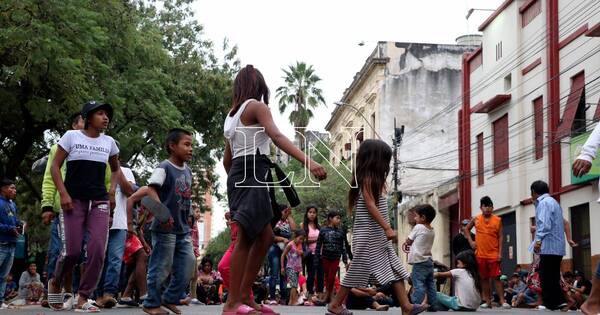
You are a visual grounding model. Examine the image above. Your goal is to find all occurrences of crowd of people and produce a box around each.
[0,64,599,315]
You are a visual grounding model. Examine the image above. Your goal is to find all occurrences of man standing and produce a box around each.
[465,196,510,309]
[0,179,22,309]
[452,219,474,256]
[529,180,567,311]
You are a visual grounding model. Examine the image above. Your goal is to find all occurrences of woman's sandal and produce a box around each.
[258,304,280,314]
[47,292,65,311]
[74,301,100,313]
[221,304,260,315]
[325,304,353,315]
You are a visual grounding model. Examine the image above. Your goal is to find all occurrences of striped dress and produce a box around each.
[341,193,409,288]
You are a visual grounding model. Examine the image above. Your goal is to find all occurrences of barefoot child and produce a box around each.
[141,128,196,315]
[326,139,427,315]
[281,230,305,306]
[222,65,327,315]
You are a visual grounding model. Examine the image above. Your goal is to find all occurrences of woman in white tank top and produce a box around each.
[222,65,327,315]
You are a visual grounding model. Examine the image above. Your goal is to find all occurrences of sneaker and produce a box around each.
[64,293,74,310]
[502,302,512,309]
[117,297,139,308]
[190,298,205,305]
[139,294,148,301]
[480,303,492,309]
[0,303,9,309]
[536,305,547,310]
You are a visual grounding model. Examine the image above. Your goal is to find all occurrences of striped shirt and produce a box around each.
[528,194,566,256]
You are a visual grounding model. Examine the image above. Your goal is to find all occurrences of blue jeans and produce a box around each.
[410,259,436,305]
[47,217,61,280]
[596,261,600,279]
[143,232,194,308]
[96,229,127,296]
[435,292,475,311]
[267,245,287,301]
[0,243,16,303]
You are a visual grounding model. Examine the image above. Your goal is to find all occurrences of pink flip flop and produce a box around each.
[221,304,259,315]
[259,304,280,314]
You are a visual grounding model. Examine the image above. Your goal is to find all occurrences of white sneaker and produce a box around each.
[190,298,204,305]
[0,303,9,309]
[501,302,511,309]
[480,303,491,309]
[64,293,74,310]
[536,305,547,310]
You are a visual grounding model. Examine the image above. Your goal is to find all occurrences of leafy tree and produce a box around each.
[276,62,325,148]
[0,0,237,259]
[203,227,231,266]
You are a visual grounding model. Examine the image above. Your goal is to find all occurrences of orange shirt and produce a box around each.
[474,214,501,259]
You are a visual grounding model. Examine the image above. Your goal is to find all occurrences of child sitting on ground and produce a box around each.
[433,251,482,311]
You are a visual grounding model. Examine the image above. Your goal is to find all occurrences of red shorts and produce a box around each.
[477,257,501,279]
[123,234,143,265]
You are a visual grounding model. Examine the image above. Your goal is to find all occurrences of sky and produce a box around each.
[191,0,505,236]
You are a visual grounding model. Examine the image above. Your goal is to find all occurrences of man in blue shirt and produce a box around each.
[529,180,567,311]
[0,179,22,309]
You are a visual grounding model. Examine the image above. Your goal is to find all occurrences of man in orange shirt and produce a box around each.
[464,196,511,309]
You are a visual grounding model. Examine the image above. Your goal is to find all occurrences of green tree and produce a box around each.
[276,62,326,149]
[203,227,231,265]
[0,0,237,259]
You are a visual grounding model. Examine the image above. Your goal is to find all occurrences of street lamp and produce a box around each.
[466,8,496,20]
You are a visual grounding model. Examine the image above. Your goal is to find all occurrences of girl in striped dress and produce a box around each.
[326,139,428,315]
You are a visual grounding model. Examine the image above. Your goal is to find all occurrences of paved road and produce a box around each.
[1,304,572,315]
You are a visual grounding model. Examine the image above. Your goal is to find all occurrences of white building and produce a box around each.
[458,0,600,277]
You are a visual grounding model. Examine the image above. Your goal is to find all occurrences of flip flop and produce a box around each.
[325,304,353,315]
[408,304,428,315]
[221,304,260,315]
[74,301,100,313]
[259,304,280,314]
[47,292,65,311]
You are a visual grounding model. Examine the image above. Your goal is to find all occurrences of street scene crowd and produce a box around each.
[0,65,599,315]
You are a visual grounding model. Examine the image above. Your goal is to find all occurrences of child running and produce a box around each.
[315,211,348,303]
[49,101,122,312]
[281,229,305,306]
[433,251,481,311]
[222,65,326,315]
[142,128,196,315]
[326,139,427,315]
[404,204,436,308]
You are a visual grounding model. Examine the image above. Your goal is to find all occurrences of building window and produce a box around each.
[556,71,586,138]
[521,0,541,27]
[504,73,512,91]
[493,114,509,173]
[477,133,484,185]
[496,41,503,61]
[533,97,544,160]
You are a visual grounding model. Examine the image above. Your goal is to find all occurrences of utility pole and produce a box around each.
[392,118,404,230]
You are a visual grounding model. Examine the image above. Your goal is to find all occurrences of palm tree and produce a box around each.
[276,61,326,149]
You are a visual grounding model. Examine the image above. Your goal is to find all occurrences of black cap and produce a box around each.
[0,179,14,188]
[81,101,113,121]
